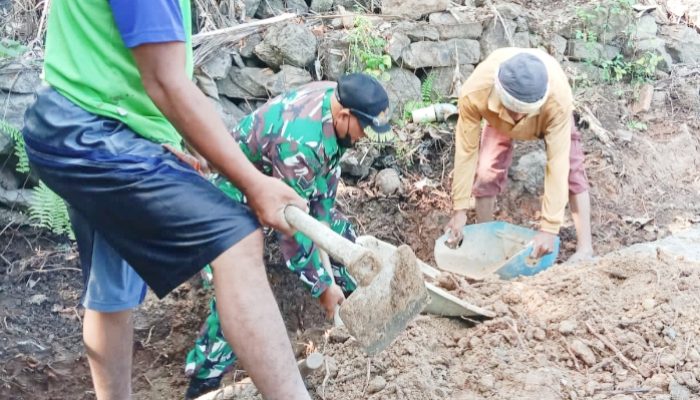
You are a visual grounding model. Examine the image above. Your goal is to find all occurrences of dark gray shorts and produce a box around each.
[22,87,259,299]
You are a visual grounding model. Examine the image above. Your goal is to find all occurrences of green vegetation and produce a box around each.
[600,52,662,84]
[0,38,28,59]
[403,72,440,121]
[0,120,73,238]
[348,16,391,79]
[626,119,648,132]
[573,0,661,88]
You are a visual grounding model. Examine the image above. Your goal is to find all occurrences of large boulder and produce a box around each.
[434,22,483,41]
[509,149,546,195]
[381,68,421,121]
[340,146,379,178]
[254,23,318,69]
[630,15,658,41]
[285,0,309,14]
[218,67,267,99]
[333,0,370,9]
[401,39,480,69]
[0,131,11,156]
[661,25,700,65]
[258,65,312,96]
[566,40,621,63]
[311,0,334,13]
[318,33,349,81]
[382,0,450,20]
[239,33,263,59]
[255,0,284,18]
[633,38,673,73]
[495,2,525,20]
[431,64,475,99]
[0,188,33,210]
[0,64,41,94]
[201,51,232,80]
[1,92,34,130]
[386,32,411,64]
[243,0,262,17]
[393,21,440,42]
[212,97,246,132]
[479,18,518,60]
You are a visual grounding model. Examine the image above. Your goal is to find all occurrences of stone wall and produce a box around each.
[1,1,699,206]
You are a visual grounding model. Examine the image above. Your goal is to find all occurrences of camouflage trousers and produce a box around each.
[184,217,356,380]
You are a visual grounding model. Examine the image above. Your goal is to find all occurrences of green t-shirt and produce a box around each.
[43,0,193,146]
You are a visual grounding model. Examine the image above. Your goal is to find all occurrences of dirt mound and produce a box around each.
[303,242,700,399]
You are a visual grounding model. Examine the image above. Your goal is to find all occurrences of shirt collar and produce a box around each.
[487,86,541,125]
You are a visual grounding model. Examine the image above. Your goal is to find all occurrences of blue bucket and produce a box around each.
[434,221,560,280]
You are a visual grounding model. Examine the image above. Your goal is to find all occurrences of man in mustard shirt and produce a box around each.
[445,48,594,262]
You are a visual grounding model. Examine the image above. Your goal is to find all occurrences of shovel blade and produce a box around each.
[339,243,429,355]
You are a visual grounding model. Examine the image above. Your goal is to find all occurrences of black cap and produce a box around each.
[336,73,393,142]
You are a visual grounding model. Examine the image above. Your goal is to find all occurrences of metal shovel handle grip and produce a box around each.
[284,205,381,286]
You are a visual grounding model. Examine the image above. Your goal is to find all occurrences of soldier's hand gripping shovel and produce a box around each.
[284,205,429,355]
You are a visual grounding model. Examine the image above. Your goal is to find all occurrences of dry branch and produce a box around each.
[192,13,297,67]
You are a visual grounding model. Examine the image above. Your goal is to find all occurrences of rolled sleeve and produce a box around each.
[109,0,186,48]
[452,95,483,210]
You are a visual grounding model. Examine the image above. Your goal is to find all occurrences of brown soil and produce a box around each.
[307,250,700,400]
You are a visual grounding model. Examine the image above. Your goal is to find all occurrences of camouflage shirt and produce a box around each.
[216,81,353,297]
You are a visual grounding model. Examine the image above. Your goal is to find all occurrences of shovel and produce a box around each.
[284,206,429,355]
[356,236,495,318]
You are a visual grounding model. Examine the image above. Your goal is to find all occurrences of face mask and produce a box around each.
[334,118,355,149]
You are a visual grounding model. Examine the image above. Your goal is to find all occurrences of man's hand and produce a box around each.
[319,284,345,319]
[444,210,468,249]
[246,177,307,237]
[531,231,556,259]
[163,143,207,175]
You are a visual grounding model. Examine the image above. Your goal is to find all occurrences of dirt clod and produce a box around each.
[367,375,387,394]
[558,319,578,335]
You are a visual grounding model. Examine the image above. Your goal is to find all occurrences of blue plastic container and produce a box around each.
[434,221,560,280]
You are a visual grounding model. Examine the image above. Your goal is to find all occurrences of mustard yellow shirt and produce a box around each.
[453,48,574,234]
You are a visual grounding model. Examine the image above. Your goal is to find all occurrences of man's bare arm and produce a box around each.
[131,41,306,234]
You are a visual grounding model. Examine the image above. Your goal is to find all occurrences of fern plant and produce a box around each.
[29,181,74,239]
[1,119,74,238]
[403,72,442,121]
[0,119,30,173]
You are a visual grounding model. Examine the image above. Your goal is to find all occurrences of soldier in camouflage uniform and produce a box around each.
[182,74,393,399]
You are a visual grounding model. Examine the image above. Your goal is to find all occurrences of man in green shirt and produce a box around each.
[19,1,370,398]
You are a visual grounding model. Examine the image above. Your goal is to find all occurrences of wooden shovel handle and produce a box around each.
[284,205,380,286]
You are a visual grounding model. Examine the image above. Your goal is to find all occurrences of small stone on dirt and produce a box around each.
[670,379,691,400]
[374,168,401,195]
[660,353,679,368]
[367,376,387,394]
[642,298,656,310]
[479,374,496,389]
[328,328,351,344]
[28,294,48,305]
[663,326,678,340]
[558,320,578,335]
[570,339,596,366]
[532,327,546,341]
